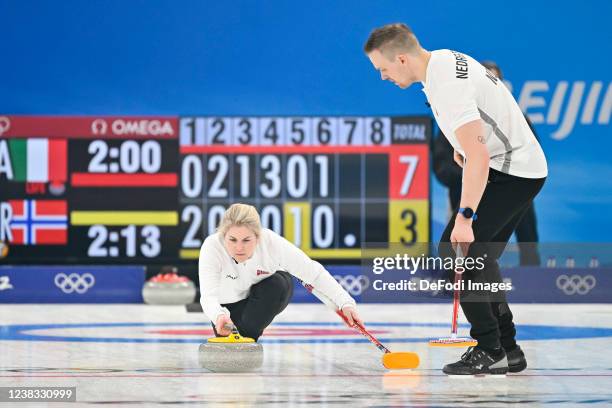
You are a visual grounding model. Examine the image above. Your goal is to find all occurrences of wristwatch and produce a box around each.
[458,207,478,221]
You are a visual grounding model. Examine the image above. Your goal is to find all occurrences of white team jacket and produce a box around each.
[422,49,547,179]
[198,228,356,320]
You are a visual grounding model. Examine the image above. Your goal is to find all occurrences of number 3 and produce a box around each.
[141,226,161,258]
[400,209,417,246]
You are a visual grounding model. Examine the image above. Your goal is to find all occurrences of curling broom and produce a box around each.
[429,245,477,347]
[300,279,419,369]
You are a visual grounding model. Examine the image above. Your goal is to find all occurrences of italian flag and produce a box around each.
[8,138,67,183]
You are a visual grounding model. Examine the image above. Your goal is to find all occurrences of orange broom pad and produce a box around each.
[382,352,420,369]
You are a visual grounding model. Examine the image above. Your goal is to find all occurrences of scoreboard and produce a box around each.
[0,115,431,264]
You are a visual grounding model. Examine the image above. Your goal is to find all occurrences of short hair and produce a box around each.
[481,60,503,80]
[217,203,262,237]
[364,23,420,58]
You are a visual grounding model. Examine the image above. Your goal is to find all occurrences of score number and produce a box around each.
[181,154,331,198]
[87,225,161,258]
[400,208,418,245]
[182,205,271,248]
[181,204,336,249]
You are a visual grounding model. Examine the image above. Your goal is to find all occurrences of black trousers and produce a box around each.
[514,203,541,266]
[212,270,294,341]
[439,168,545,351]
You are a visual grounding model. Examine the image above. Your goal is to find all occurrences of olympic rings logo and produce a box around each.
[54,273,96,294]
[334,274,370,296]
[556,274,596,295]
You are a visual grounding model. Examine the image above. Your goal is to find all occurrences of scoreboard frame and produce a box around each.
[0,115,432,265]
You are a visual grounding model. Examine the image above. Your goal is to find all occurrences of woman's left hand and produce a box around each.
[341,305,364,328]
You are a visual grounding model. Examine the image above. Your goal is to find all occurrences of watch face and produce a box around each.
[462,208,474,218]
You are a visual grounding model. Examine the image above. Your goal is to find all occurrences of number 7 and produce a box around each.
[399,155,419,196]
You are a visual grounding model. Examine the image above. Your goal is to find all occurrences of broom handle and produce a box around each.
[299,279,391,354]
[335,310,391,354]
[450,160,467,338]
[451,271,461,337]
[451,245,465,336]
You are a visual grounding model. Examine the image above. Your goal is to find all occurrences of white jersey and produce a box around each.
[198,228,356,320]
[422,49,547,178]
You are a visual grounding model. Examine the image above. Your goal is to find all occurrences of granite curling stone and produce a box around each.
[142,272,196,305]
[199,329,263,372]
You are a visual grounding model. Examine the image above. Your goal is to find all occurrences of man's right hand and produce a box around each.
[453,150,465,168]
[215,314,233,336]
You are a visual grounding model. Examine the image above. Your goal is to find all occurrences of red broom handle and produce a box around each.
[451,245,466,336]
[451,272,461,336]
[336,310,391,354]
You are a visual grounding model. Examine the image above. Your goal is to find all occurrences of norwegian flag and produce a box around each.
[9,200,68,245]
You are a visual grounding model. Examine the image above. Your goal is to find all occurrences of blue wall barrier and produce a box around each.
[292,266,612,304]
[0,265,145,303]
[1,264,608,303]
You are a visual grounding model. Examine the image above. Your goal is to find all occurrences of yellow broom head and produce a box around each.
[429,337,477,347]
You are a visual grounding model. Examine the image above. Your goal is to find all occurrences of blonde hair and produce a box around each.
[217,203,262,237]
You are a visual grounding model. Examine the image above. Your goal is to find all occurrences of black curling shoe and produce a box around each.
[505,345,527,373]
[443,346,509,375]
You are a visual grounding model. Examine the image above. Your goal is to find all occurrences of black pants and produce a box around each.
[448,181,541,266]
[439,168,545,351]
[514,203,541,266]
[212,270,294,341]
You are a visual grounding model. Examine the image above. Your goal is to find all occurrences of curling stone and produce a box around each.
[198,328,263,372]
[142,272,196,305]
